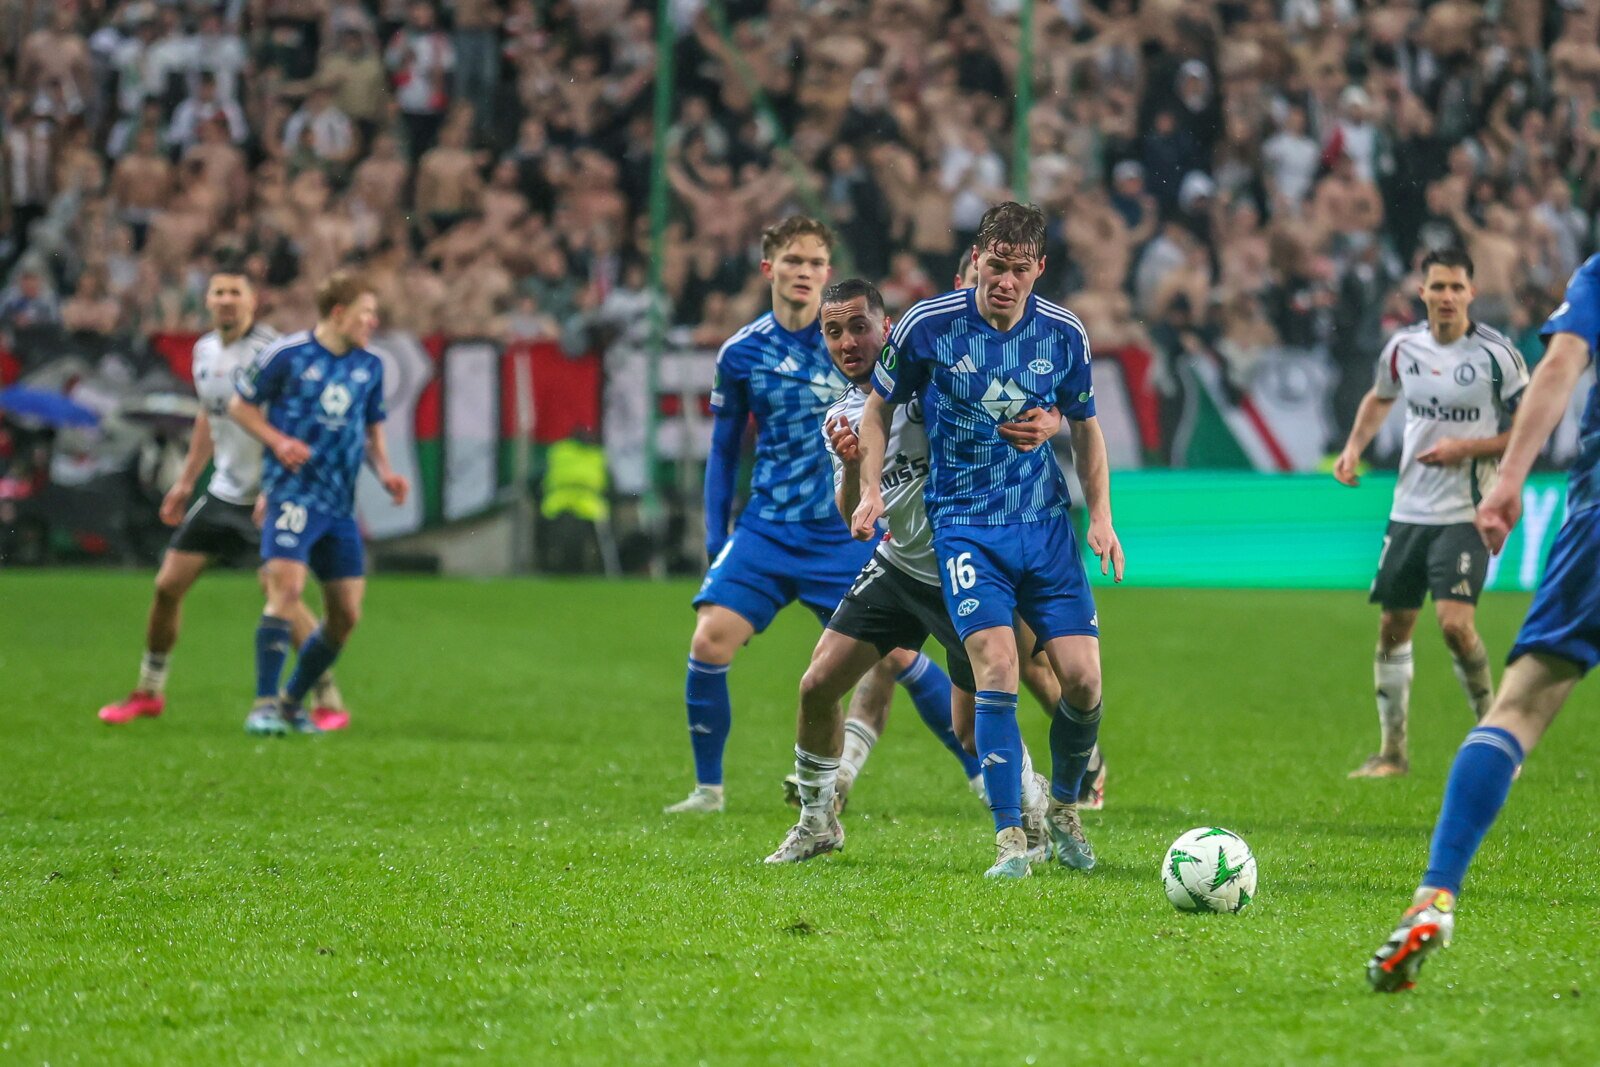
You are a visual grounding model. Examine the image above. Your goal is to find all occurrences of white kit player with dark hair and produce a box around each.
[1335,248,1529,778]
[97,267,349,729]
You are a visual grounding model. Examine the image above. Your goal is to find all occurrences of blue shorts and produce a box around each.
[933,511,1098,646]
[694,515,878,632]
[1509,505,1600,674]
[261,499,366,582]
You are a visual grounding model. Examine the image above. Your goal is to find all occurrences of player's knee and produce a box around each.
[1440,619,1477,655]
[799,661,847,712]
[689,624,735,665]
[327,603,361,640]
[153,570,190,605]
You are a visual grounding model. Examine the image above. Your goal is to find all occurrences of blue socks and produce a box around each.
[254,616,293,700]
[284,627,343,707]
[1422,726,1524,896]
[685,658,732,786]
[1050,699,1102,804]
[898,653,982,779]
[974,690,1023,830]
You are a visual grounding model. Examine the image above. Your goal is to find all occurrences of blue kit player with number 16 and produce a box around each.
[229,272,409,736]
[854,202,1126,879]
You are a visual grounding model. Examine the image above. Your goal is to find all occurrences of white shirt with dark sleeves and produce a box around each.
[1373,322,1529,525]
[825,385,938,585]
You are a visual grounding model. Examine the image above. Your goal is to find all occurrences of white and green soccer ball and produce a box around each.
[1162,827,1257,914]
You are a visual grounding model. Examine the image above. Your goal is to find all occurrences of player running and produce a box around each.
[855,203,1125,878]
[228,273,409,735]
[1366,254,1600,992]
[97,265,350,729]
[1334,249,1528,778]
[767,279,1063,863]
[667,217,960,814]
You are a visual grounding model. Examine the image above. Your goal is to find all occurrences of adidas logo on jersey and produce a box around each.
[980,378,1029,422]
[302,363,324,382]
[775,355,802,375]
[951,355,978,374]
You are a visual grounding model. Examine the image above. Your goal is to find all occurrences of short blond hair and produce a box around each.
[315,271,372,318]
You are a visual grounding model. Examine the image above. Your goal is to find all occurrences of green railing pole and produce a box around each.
[643,0,676,544]
[1012,0,1035,201]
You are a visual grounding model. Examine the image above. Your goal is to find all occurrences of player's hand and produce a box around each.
[1475,480,1524,555]
[1417,438,1470,466]
[382,472,409,506]
[827,416,861,464]
[252,495,266,529]
[1088,514,1125,583]
[851,490,885,541]
[273,436,311,471]
[1332,447,1362,486]
[158,481,193,527]
[997,407,1060,452]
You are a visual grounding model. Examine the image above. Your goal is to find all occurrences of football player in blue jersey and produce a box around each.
[854,202,1125,878]
[667,217,960,814]
[1367,255,1600,991]
[229,273,409,736]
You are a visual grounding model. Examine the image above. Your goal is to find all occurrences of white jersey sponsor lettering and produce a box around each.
[826,385,937,585]
[191,324,279,505]
[1374,322,1529,525]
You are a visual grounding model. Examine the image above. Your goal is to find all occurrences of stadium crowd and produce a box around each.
[1,0,1597,415]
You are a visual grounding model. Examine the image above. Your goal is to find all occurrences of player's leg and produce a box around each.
[1018,616,1105,809]
[1369,507,1599,990]
[99,549,208,723]
[249,557,308,736]
[766,629,881,863]
[280,577,363,733]
[283,591,350,731]
[1428,523,1495,722]
[670,523,790,813]
[1038,633,1103,870]
[1367,653,1580,991]
[666,604,758,813]
[838,653,897,802]
[1356,522,1428,777]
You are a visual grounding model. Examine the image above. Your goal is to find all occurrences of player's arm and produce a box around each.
[1069,416,1124,582]
[1334,388,1397,486]
[364,422,409,505]
[227,395,310,471]
[1417,429,1511,466]
[703,356,750,563]
[851,391,894,540]
[1476,332,1591,552]
[160,410,215,526]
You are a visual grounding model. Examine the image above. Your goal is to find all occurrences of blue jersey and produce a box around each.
[1540,254,1600,518]
[236,330,387,517]
[709,312,851,524]
[872,288,1095,527]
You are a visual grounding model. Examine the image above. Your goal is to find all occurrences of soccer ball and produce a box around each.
[1162,827,1257,913]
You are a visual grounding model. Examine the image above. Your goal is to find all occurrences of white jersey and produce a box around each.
[826,385,937,585]
[191,324,279,505]
[1374,322,1529,525]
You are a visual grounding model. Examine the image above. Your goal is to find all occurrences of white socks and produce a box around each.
[311,674,344,710]
[794,747,839,829]
[1451,640,1495,722]
[1020,744,1043,809]
[1374,643,1414,761]
[137,651,169,695]
[840,720,878,782]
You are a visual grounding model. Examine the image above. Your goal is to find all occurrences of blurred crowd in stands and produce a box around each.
[1,0,1597,408]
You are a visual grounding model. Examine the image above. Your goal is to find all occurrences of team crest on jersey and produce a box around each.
[957,598,980,617]
[980,378,1030,422]
[906,398,924,424]
[320,382,353,419]
[352,367,372,384]
[1454,364,1477,386]
[1028,357,1054,375]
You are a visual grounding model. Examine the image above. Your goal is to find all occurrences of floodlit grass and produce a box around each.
[1,573,1595,1064]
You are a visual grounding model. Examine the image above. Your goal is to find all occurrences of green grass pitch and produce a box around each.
[1,572,1595,1064]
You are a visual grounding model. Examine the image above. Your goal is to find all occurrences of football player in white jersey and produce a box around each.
[97,266,349,728]
[1334,248,1530,777]
[766,278,1064,863]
